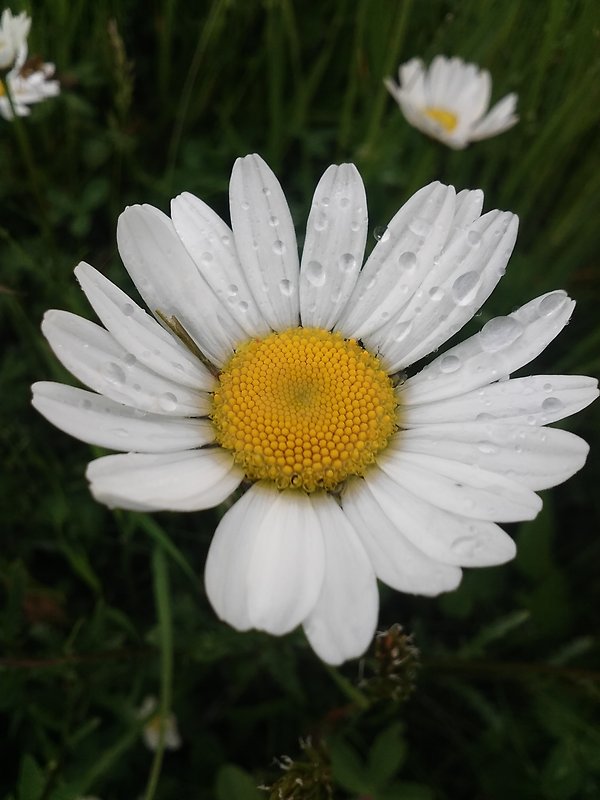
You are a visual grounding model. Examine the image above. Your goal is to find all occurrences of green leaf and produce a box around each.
[367,723,407,787]
[375,781,435,800]
[329,738,371,794]
[215,764,262,800]
[17,755,44,800]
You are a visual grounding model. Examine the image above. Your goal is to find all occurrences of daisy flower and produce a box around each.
[0,44,59,120]
[32,155,597,664]
[138,696,182,751]
[385,56,518,149]
[0,8,30,69]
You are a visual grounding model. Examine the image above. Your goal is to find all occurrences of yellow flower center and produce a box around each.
[0,82,5,98]
[424,106,458,132]
[212,327,398,492]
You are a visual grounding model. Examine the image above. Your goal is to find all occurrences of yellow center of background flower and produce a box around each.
[212,327,397,492]
[424,106,458,132]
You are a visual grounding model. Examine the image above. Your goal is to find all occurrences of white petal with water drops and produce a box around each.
[32,382,213,453]
[229,154,300,330]
[300,164,367,330]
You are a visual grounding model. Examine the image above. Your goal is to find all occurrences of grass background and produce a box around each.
[1,0,599,798]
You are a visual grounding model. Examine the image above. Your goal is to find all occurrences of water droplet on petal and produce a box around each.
[429,286,444,302]
[82,398,92,409]
[241,200,250,210]
[262,186,271,196]
[123,353,137,366]
[314,211,328,231]
[452,271,481,305]
[479,316,523,352]
[238,301,249,312]
[467,230,482,247]
[477,441,498,454]
[541,396,563,412]
[451,536,480,558]
[158,392,178,412]
[394,320,413,342]
[227,283,238,297]
[268,215,279,227]
[338,253,357,273]
[350,220,361,232]
[305,260,326,287]
[123,302,135,317]
[409,217,431,237]
[543,382,553,392]
[373,226,390,242]
[104,362,126,386]
[279,278,293,296]
[221,234,231,246]
[398,251,417,271]
[439,354,461,373]
[201,251,213,264]
[272,240,286,255]
[538,291,567,316]
[339,196,350,208]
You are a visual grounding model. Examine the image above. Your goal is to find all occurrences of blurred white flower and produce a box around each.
[385,55,518,149]
[0,44,59,119]
[0,8,30,69]
[138,696,182,752]
[33,155,597,666]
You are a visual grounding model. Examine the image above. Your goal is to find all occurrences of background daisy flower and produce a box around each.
[0,43,59,120]
[0,7,30,69]
[138,696,182,752]
[32,155,596,664]
[385,55,519,149]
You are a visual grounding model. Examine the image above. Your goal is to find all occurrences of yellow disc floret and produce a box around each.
[211,327,398,492]
[424,106,458,132]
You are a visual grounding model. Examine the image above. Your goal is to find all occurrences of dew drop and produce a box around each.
[477,441,498,455]
[452,271,481,305]
[201,251,213,264]
[338,253,357,273]
[104,362,126,386]
[398,251,417,271]
[305,260,326,287]
[350,219,361,232]
[221,234,231,246]
[538,291,567,317]
[262,186,271,196]
[467,230,482,248]
[227,283,239,297]
[479,316,523,352]
[279,278,293,296]
[268,215,279,227]
[429,286,444,302]
[158,392,178,412]
[339,196,350,208]
[373,226,390,242]
[238,301,249,312]
[272,240,286,255]
[394,320,413,342]
[409,217,431,237]
[122,302,135,317]
[241,200,250,210]
[314,212,328,232]
[439,354,461,373]
[451,536,480,557]
[543,382,553,392]
[541,396,563,412]
[123,353,137,366]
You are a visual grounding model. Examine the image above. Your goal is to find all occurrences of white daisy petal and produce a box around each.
[205,483,325,635]
[75,262,215,392]
[471,93,519,140]
[395,423,591,491]
[342,478,462,595]
[336,182,456,339]
[31,382,213,453]
[117,204,245,366]
[87,449,243,512]
[300,164,367,329]
[170,191,269,338]
[404,374,599,427]
[365,468,516,567]
[369,209,518,371]
[303,495,378,665]
[41,310,210,416]
[403,291,575,405]
[451,188,485,231]
[378,448,542,522]
[245,486,325,635]
[229,154,300,330]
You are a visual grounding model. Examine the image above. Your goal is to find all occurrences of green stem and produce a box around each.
[144,546,174,800]
[325,664,370,711]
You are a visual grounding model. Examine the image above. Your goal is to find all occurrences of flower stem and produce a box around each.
[144,546,174,800]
